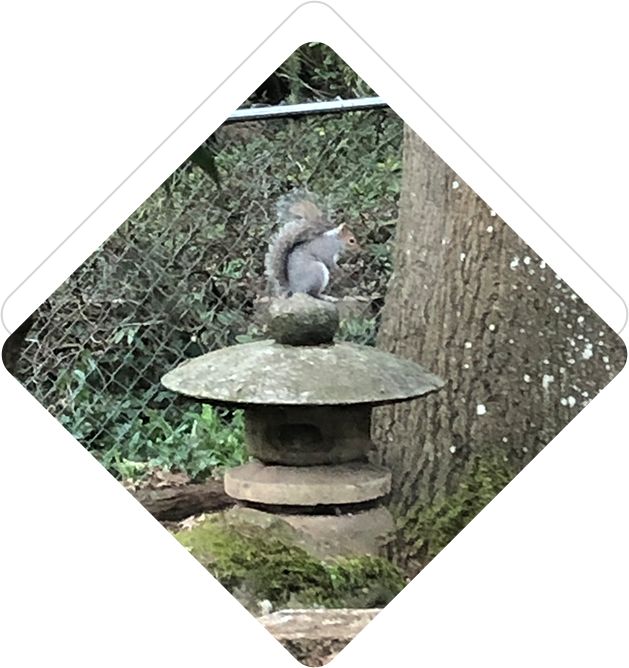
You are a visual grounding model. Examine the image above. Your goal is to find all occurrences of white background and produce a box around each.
[1,2,627,666]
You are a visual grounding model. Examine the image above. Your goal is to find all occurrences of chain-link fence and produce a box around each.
[13,100,404,481]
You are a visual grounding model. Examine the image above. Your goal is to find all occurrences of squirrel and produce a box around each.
[264,189,360,298]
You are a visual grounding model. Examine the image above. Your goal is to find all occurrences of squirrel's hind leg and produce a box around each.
[311,262,339,301]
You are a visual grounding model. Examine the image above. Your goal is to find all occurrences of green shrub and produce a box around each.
[337,316,378,346]
[54,351,246,481]
[98,403,247,482]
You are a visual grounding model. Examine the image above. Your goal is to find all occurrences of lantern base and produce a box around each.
[224,505,395,559]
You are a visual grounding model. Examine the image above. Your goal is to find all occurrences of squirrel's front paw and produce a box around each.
[319,294,339,303]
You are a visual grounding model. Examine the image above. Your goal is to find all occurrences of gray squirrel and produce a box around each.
[264,190,360,298]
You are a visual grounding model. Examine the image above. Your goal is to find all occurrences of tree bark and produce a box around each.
[373,125,626,519]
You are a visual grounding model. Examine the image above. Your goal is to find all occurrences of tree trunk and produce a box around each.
[373,125,626,565]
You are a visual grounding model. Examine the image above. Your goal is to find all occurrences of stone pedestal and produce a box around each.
[224,456,395,556]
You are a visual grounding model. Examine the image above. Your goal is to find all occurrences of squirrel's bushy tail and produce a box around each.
[264,189,331,295]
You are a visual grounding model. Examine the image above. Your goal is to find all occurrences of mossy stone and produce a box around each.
[266,294,339,345]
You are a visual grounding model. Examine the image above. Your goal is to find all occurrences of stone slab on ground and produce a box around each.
[224,459,391,506]
[259,608,381,666]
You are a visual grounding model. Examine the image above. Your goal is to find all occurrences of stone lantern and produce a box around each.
[161,295,444,558]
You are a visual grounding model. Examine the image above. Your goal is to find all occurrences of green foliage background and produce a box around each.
[16,44,402,484]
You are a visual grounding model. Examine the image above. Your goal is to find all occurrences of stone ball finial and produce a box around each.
[267,294,339,345]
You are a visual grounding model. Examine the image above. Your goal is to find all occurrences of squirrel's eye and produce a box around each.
[349,238,356,244]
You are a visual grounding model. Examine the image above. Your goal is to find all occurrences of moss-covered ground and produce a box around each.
[174,513,406,613]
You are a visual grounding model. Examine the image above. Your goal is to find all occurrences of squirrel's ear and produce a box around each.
[336,223,346,232]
